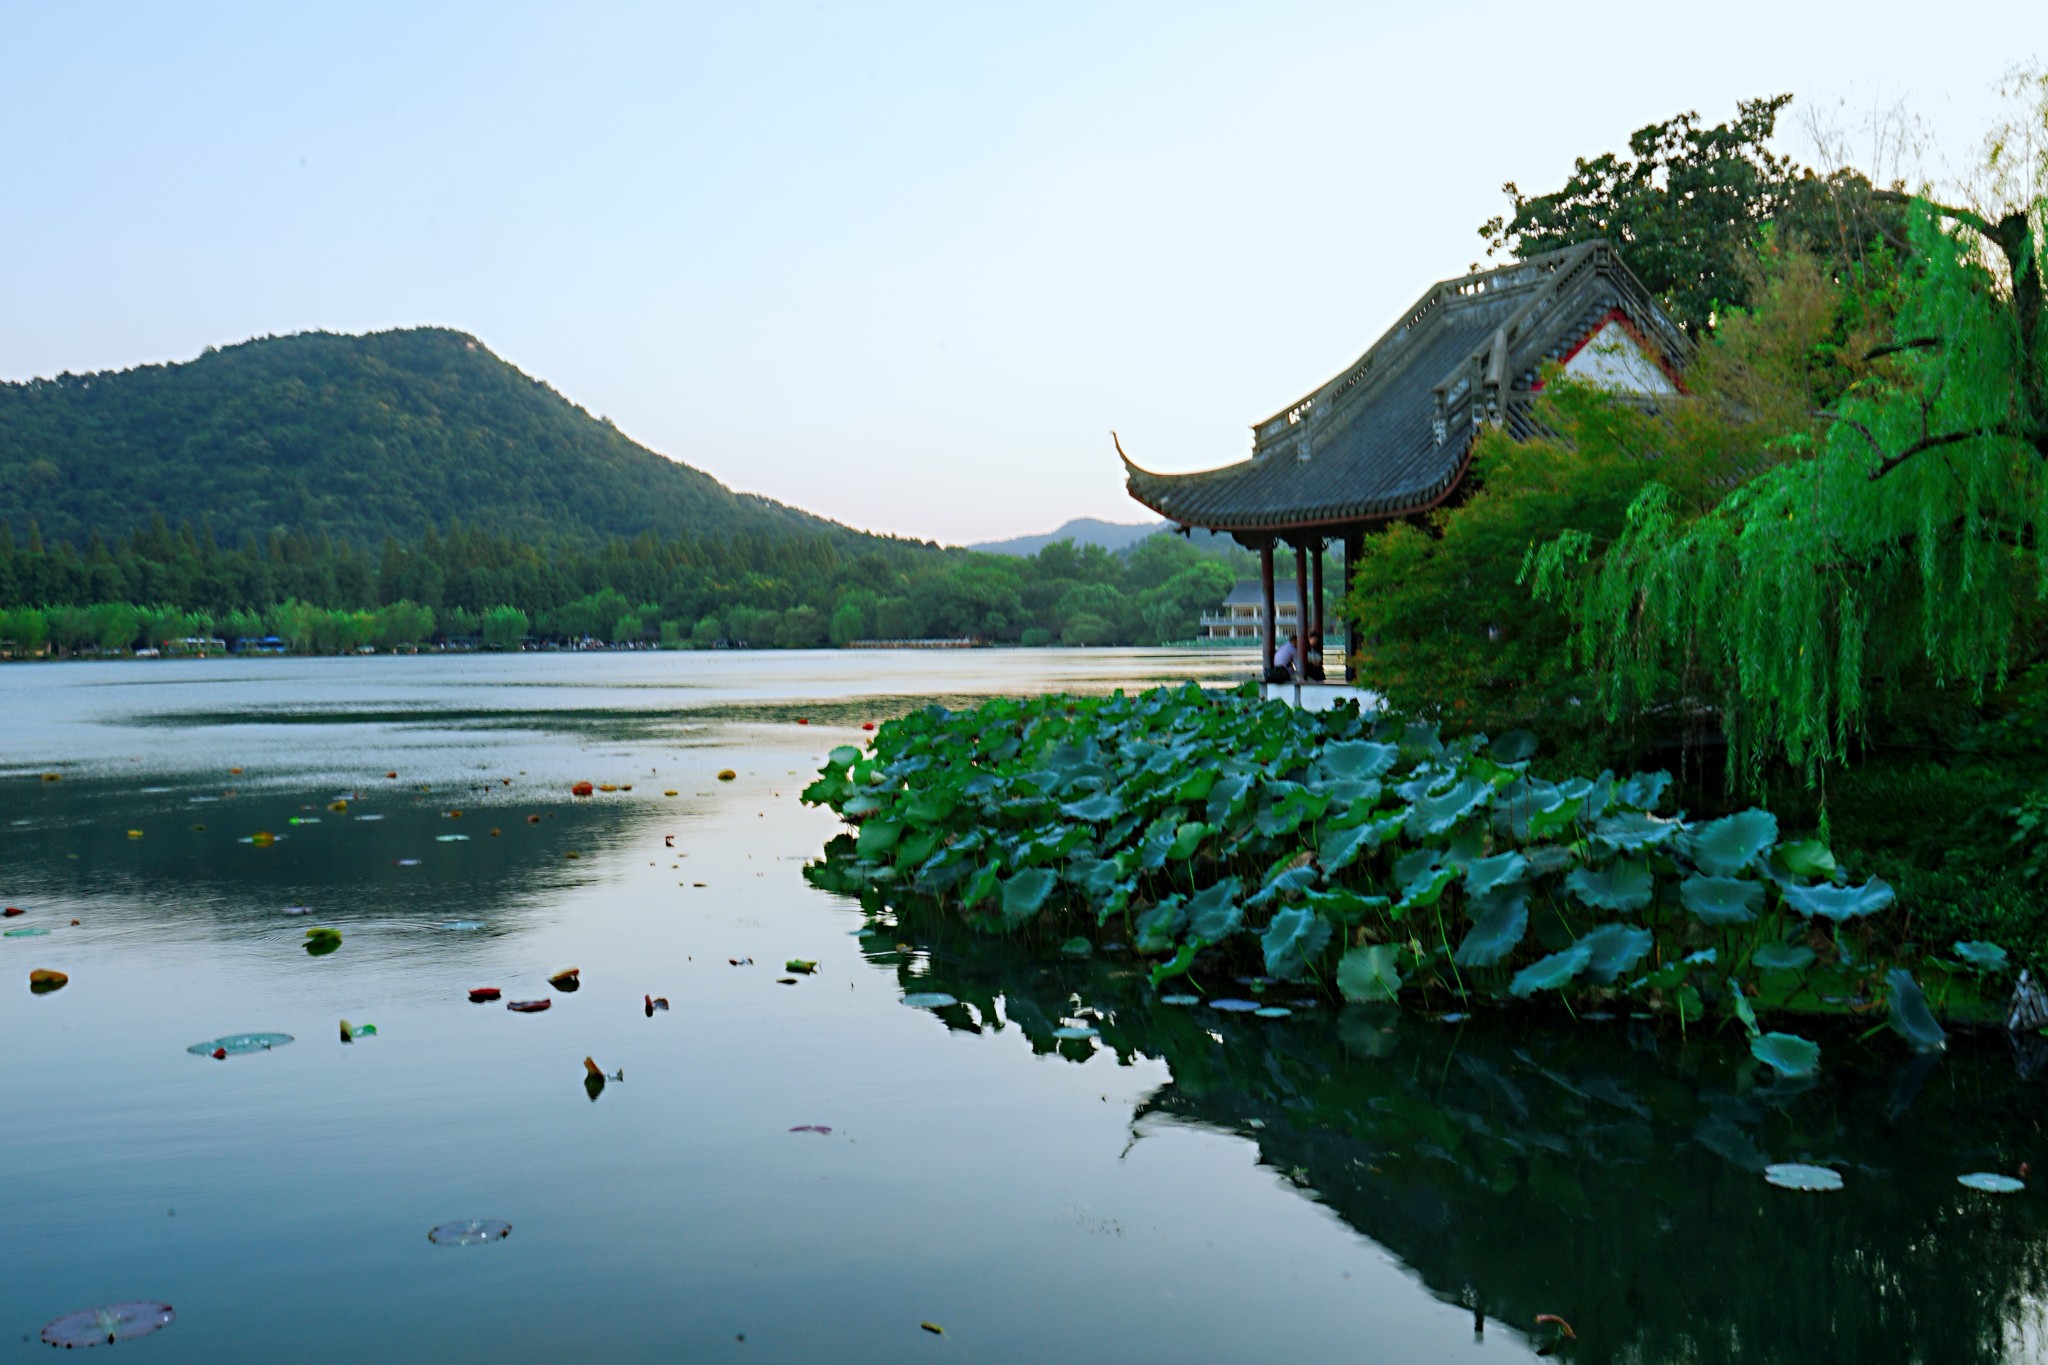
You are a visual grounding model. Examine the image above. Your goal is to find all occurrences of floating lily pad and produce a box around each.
[394,858,420,866]
[41,1302,175,1348]
[1958,1172,2025,1193]
[435,834,470,842]
[442,920,485,931]
[1207,998,1263,1012]
[1052,1025,1099,1040]
[1158,994,1200,1006]
[5,925,50,937]
[186,1032,293,1056]
[428,1219,512,1246]
[900,993,957,1009]
[1254,1006,1293,1018]
[1764,1163,1843,1191]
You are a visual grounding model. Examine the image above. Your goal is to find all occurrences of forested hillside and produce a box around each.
[0,327,865,550]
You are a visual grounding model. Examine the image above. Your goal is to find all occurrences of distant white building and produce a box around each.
[1201,580,1325,642]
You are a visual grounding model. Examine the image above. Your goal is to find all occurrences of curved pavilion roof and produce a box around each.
[1122,242,1686,537]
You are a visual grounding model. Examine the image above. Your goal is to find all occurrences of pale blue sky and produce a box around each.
[0,3,2030,542]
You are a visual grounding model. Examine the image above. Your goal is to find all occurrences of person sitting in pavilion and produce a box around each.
[1267,631,1299,684]
[1303,630,1325,682]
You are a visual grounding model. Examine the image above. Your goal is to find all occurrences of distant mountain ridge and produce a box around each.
[0,327,913,552]
[970,517,1167,556]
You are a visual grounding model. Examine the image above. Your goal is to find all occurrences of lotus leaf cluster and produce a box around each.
[805,684,1989,1070]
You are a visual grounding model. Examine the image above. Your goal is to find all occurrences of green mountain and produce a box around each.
[0,326,877,550]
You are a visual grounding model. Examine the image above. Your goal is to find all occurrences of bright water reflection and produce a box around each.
[1,650,2042,1362]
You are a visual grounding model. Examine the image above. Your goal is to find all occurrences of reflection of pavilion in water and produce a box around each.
[865,928,2048,1365]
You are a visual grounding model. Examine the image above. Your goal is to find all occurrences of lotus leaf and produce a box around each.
[1248,865,1317,909]
[1958,1173,2026,1193]
[1617,770,1672,811]
[828,745,862,767]
[1405,775,1492,839]
[1148,942,1202,986]
[1774,838,1838,878]
[1059,936,1093,957]
[1752,942,1817,973]
[1261,907,1332,981]
[1133,896,1188,953]
[1688,809,1779,877]
[998,868,1055,929]
[1453,894,1528,968]
[1396,865,1459,914]
[1207,998,1263,1011]
[1591,811,1681,852]
[1764,1163,1843,1191]
[1337,944,1403,1003]
[1489,729,1539,764]
[1750,1031,1821,1078]
[1060,792,1122,823]
[1886,968,1947,1053]
[1318,818,1387,875]
[1783,877,1895,922]
[186,1032,293,1056]
[1578,923,1654,984]
[1953,940,2010,972]
[1167,821,1214,861]
[855,820,902,857]
[901,992,958,1009]
[1320,739,1400,780]
[1254,1005,1292,1018]
[1183,879,1244,941]
[1680,874,1763,926]
[1564,860,1653,913]
[1510,941,1594,996]
[1052,1025,1098,1040]
[1463,851,1528,899]
[1158,994,1200,1006]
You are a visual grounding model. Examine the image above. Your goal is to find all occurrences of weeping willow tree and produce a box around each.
[1530,73,2048,788]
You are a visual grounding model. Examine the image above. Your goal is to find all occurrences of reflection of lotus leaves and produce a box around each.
[1958,1173,2025,1193]
[428,1219,512,1246]
[1254,1006,1293,1018]
[186,1032,293,1056]
[1208,999,1262,1012]
[1764,1163,1843,1191]
[900,993,957,1009]
[41,1302,175,1348]
[1752,942,1817,973]
[1158,994,1200,1006]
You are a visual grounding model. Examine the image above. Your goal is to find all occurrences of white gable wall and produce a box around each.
[1560,317,1677,395]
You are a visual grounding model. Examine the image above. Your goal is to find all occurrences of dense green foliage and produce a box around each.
[805,685,1998,1069]
[1480,95,1904,336]
[0,325,1265,650]
[1529,115,2048,785]
[0,327,860,550]
[1344,245,1887,765]
[0,513,1249,652]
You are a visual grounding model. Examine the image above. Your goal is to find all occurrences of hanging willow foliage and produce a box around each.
[1530,182,2048,787]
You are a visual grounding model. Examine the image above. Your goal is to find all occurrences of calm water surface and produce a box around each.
[3,650,2045,1363]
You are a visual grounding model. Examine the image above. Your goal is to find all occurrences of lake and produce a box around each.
[3,649,2044,1363]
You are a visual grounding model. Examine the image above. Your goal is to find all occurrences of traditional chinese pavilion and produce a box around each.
[1120,241,1686,681]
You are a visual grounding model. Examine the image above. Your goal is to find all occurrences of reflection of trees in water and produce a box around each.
[866,923,2048,1365]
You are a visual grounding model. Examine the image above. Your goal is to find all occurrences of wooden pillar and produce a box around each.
[1293,541,1309,672]
[1310,541,1325,654]
[1343,527,1364,684]
[1258,537,1276,676]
